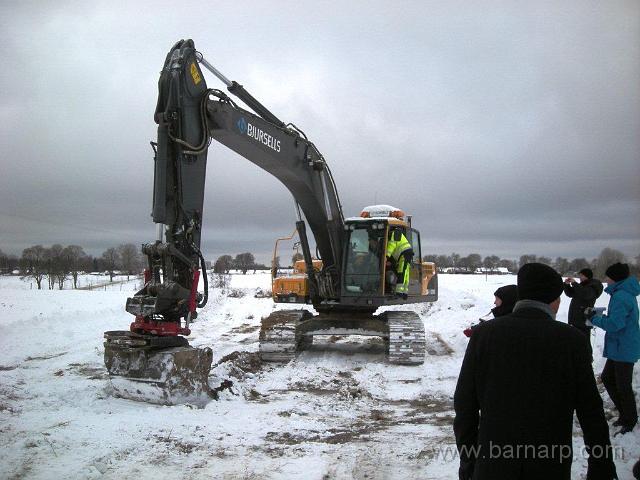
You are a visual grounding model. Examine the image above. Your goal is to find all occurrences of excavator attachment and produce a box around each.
[104,331,213,406]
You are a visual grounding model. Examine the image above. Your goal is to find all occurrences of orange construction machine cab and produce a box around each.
[272,205,437,307]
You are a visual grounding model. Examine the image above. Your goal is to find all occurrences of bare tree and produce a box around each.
[483,255,500,271]
[467,253,482,273]
[451,253,461,270]
[118,243,142,279]
[519,254,537,269]
[234,252,255,275]
[102,247,120,282]
[0,248,6,274]
[554,257,570,275]
[54,244,69,289]
[537,256,552,267]
[42,244,68,290]
[596,248,627,279]
[568,257,590,274]
[63,245,87,289]
[0,251,18,273]
[498,259,514,272]
[213,255,233,274]
[43,246,54,289]
[20,245,47,289]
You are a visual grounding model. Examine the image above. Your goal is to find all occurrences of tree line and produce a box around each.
[423,248,640,278]
[4,244,637,290]
[213,252,306,275]
[0,244,144,289]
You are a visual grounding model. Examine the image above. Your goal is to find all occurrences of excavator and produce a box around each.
[103,39,438,404]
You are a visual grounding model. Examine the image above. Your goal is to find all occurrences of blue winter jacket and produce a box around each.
[592,276,640,363]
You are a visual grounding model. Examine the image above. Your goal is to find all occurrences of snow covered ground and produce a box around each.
[1,273,639,479]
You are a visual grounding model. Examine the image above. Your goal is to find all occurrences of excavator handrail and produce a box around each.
[271,228,298,282]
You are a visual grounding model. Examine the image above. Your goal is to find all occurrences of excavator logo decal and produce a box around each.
[190,63,202,85]
[237,116,281,153]
[236,117,248,134]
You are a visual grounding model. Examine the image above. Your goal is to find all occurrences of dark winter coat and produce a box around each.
[564,278,603,329]
[454,303,616,480]
[592,276,640,363]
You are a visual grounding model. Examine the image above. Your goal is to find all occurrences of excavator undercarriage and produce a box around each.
[259,310,427,365]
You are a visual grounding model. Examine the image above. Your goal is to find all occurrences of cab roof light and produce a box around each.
[360,205,405,220]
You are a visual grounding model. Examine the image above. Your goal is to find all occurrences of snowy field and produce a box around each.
[1,273,639,479]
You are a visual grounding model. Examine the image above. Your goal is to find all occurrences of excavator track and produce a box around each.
[259,310,312,362]
[384,311,426,365]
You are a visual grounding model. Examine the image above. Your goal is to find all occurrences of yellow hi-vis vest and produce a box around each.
[386,230,412,262]
[386,230,412,294]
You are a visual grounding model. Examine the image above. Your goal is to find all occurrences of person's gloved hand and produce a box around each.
[585,307,607,328]
[463,327,473,338]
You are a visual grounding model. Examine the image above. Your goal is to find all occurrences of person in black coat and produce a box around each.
[564,268,603,353]
[454,263,617,480]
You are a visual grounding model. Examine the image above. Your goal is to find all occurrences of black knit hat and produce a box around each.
[492,284,518,317]
[605,263,630,283]
[579,268,593,280]
[494,284,518,305]
[517,263,564,304]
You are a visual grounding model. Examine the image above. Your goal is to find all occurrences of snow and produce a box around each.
[1,273,639,479]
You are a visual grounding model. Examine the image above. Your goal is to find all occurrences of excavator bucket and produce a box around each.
[104,331,213,406]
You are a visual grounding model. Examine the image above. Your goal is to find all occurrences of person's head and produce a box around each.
[494,285,517,307]
[604,262,630,285]
[492,284,518,317]
[517,263,564,313]
[578,268,593,283]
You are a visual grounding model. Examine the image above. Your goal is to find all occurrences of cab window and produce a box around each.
[343,226,384,295]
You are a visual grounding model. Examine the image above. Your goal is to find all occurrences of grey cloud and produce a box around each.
[1,0,638,264]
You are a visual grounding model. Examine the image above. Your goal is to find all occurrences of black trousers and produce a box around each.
[601,359,637,426]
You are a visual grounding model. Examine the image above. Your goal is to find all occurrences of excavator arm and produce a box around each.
[127,39,345,330]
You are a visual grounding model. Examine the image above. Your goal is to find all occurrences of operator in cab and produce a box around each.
[386,228,413,298]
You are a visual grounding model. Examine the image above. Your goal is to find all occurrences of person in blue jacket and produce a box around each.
[590,262,640,435]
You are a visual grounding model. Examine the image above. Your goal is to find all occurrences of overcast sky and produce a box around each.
[1,0,638,264]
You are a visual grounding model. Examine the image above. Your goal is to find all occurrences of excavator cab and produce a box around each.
[339,206,438,307]
[272,206,437,308]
